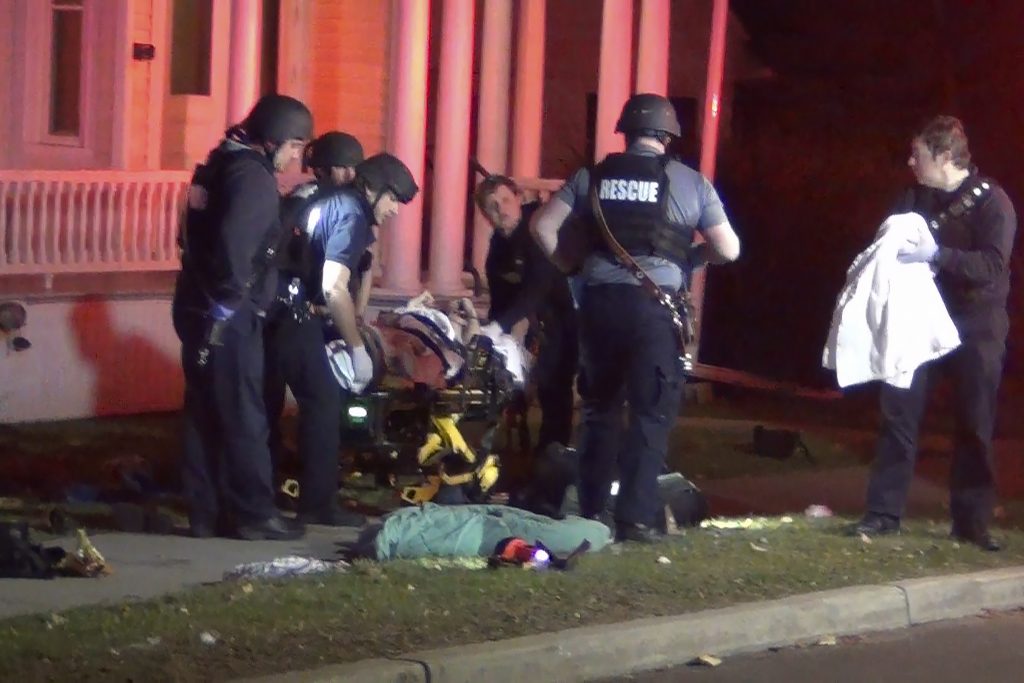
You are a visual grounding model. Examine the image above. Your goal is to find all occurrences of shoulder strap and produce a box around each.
[927,177,994,232]
[587,180,696,371]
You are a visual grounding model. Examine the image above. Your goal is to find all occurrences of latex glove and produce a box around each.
[897,230,939,264]
[480,321,504,340]
[351,345,374,386]
[209,302,235,321]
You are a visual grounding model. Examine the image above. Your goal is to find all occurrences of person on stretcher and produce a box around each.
[327,291,529,393]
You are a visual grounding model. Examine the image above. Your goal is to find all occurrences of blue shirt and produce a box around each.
[306,189,376,306]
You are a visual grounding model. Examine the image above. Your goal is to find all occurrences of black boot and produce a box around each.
[852,512,901,537]
[235,514,306,541]
[615,522,661,544]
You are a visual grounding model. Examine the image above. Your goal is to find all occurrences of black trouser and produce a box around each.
[576,284,686,526]
[263,311,342,515]
[866,310,1008,533]
[532,311,579,453]
[173,306,277,527]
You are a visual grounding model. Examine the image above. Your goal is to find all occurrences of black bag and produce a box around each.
[0,522,65,579]
[752,425,815,463]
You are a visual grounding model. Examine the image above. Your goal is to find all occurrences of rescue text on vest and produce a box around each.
[598,178,660,203]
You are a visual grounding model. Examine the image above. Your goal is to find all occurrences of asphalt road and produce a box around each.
[609,610,1024,683]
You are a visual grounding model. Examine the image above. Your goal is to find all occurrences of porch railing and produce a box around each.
[0,171,565,276]
[0,170,191,274]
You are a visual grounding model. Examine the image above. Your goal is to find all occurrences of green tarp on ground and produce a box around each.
[373,503,613,561]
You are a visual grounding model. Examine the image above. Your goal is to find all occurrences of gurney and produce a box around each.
[327,300,530,505]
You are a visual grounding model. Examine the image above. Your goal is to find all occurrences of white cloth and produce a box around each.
[822,212,961,388]
[393,305,459,343]
[490,334,530,388]
[326,339,370,394]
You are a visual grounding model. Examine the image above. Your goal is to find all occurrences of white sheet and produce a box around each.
[822,212,960,388]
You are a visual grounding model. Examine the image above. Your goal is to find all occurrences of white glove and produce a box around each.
[351,345,374,387]
[480,321,504,340]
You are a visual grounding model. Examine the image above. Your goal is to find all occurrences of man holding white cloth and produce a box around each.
[847,116,1016,550]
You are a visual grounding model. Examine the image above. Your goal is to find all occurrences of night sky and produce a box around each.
[702,0,1024,392]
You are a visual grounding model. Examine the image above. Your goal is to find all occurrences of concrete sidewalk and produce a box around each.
[0,463,950,620]
[0,525,360,619]
[242,566,1024,683]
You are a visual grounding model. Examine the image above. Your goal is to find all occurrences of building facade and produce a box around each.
[0,0,764,422]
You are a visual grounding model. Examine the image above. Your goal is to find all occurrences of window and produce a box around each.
[49,0,84,136]
[170,0,213,95]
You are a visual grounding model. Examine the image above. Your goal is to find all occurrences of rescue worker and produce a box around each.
[531,94,741,542]
[475,175,578,455]
[314,152,419,397]
[855,116,1017,551]
[173,94,313,540]
[263,131,366,526]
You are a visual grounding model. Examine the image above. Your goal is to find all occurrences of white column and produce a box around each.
[226,0,262,126]
[594,0,633,162]
[426,0,475,295]
[510,0,545,178]
[635,0,669,95]
[692,0,729,355]
[471,0,513,277]
[382,0,430,294]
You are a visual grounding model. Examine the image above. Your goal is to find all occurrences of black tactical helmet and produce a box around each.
[305,132,364,171]
[615,93,681,137]
[355,153,419,203]
[242,94,314,145]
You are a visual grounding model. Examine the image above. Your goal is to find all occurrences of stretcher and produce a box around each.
[333,309,528,505]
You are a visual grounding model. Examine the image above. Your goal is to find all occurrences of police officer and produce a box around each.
[312,152,419,399]
[264,131,366,526]
[531,94,741,542]
[173,94,313,540]
[475,176,578,455]
[855,116,1017,551]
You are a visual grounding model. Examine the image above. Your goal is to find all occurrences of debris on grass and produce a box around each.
[223,556,349,581]
[199,631,217,646]
[656,556,671,565]
[700,516,795,531]
[749,542,768,552]
[688,654,723,667]
[44,613,66,629]
[413,557,489,571]
[805,504,834,519]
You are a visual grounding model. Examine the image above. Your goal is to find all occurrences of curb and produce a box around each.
[242,566,1024,683]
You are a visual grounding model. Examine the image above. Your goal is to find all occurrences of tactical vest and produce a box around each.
[276,181,325,294]
[178,147,279,308]
[589,153,692,266]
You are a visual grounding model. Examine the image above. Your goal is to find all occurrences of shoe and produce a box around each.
[852,513,901,537]
[615,522,661,544]
[188,513,229,539]
[951,528,1001,552]
[235,514,306,541]
[297,505,366,528]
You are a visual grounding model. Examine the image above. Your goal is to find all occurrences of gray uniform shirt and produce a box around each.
[555,141,728,290]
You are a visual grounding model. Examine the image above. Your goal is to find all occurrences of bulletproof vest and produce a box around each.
[178,147,278,304]
[589,153,693,266]
[276,181,325,291]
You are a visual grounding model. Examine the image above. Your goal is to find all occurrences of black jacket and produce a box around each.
[485,202,575,332]
[894,175,1016,320]
[175,139,281,315]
